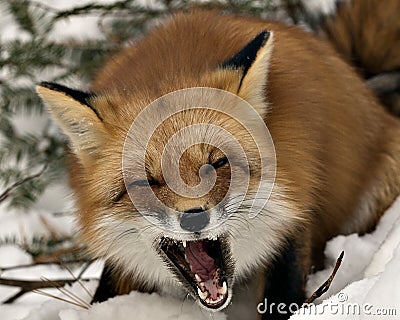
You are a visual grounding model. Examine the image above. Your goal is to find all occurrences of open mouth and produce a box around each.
[160,236,232,309]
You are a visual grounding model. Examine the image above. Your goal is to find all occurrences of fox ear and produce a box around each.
[36,82,105,165]
[222,30,274,118]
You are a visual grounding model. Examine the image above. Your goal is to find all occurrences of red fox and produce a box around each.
[36,1,400,319]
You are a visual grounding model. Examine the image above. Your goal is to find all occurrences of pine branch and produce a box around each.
[0,0,314,210]
[281,0,307,24]
[7,0,37,35]
[28,0,59,14]
[52,0,139,20]
[0,163,48,203]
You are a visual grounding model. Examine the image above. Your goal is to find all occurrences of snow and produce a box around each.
[290,197,400,319]
[302,0,339,16]
[0,245,32,268]
[0,3,31,42]
[0,197,399,319]
[0,183,75,242]
[59,292,226,320]
[1,0,400,319]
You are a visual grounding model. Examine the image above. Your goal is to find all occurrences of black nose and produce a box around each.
[180,208,210,232]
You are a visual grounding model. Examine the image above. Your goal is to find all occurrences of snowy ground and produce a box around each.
[292,197,400,319]
[1,0,400,319]
[1,194,399,320]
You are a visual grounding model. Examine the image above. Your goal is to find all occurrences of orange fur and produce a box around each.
[322,0,400,76]
[321,0,400,115]
[37,8,400,319]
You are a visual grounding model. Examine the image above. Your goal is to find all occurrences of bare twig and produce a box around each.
[62,261,94,300]
[304,251,344,304]
[0,277,74,291]
[38,214,63,240]
[0,255,97,304]
[2,290,26,304]
[0,277,73,304]
[0,259,89,272]
[0,276,97,304]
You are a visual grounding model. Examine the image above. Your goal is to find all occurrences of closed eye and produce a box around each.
[113,178,158,204]
[128,179,159,188]
[211,156,229,169]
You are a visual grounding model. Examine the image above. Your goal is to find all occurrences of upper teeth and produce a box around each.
[182,241,186,248]
[195,274,201,282]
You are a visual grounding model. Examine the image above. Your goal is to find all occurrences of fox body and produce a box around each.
[37,3,400,320]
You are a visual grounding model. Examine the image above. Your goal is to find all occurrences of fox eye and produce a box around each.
[129,179,159,188]
[211,156,229,169]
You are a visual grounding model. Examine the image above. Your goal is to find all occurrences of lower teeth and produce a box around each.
[197,286,227,305]
[197,287,208,300]
[205,296,223,305]
[220,281,227,295]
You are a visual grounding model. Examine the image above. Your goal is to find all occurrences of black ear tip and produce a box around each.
[36,82,98,111]
[36,82,92,99]
[259,30,271,42]
[37,82,78,94]
[37,81,58,90]
[221,28,272,72]
[254,30,271,47]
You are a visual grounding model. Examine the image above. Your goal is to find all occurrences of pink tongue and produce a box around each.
[204,278,219,300]
[185,241,217,281]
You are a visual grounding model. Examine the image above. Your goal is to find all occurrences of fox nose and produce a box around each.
[180,208,210,232]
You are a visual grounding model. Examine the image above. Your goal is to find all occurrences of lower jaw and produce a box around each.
[159,235,232,311]
[198,292,232,311]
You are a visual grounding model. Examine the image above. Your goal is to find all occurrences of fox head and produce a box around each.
[37,29,298,311]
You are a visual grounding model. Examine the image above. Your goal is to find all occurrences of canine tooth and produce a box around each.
[195,274,201,282]
[198,287,208,300]
[221,281,227,295]
[183,240,186,248]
